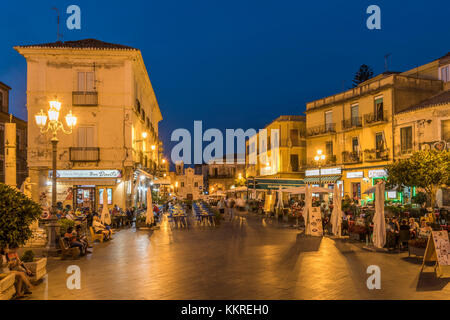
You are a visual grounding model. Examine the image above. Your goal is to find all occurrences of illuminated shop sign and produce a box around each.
[49,170,122,178]
[368,169,387,178]
[346,171,364,179]
[305,167,341,177]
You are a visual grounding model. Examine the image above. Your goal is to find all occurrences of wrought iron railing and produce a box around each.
[69,147,100,162]
[72,91,98,106]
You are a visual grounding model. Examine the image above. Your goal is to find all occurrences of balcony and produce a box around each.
[342,117,362,130]
[364,148,389,162]
[364,111,388,125]
[72,91,98,106]
[307,123,336,137]
[279,139,306,148]
[342,151,362,164]
[70,147,100,162]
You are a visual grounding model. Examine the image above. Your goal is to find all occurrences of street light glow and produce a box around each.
[35,109,47,127]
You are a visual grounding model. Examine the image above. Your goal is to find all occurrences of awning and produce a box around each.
[247,178,305,190]
[303,175,341,184]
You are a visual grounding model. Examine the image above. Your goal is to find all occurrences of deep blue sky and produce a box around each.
[0,0,449,161]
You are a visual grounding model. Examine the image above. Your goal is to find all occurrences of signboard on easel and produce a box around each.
[309,207,323,237]
[421,231,450,278]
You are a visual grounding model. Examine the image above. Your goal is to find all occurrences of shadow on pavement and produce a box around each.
[401,256,423,265]
[416,271,450,291]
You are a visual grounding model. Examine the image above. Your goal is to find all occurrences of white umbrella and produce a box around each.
[373,182,386,248]
[276,186,284,209]
[331,185,342,236]
[146,187,154,225]
[304,185,312,235]
[100,189,111,225]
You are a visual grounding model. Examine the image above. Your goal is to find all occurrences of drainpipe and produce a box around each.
[391,88,395,162]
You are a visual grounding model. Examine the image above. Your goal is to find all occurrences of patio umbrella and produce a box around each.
[100,189,111,225]
[304,185,312,235]
[373,182,386,248]
[146,187,154,225]
[276,186,284,209]
[331,185,342,236]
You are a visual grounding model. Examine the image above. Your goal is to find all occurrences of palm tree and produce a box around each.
[352,64,374,87]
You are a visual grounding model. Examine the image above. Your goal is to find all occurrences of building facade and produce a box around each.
[0,81,28,187]
[15,39,163,211]
[305,73,443,202]
[245,115,307,192]
[171,167,204,200]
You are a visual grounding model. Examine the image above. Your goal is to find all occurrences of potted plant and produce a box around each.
[0,183,42,249]
[57,218,75,237]
[0,184,46,285]
[20,250,47,283]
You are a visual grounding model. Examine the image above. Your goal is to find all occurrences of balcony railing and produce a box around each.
[364,149,389,162]
[342,117,362,129]
[69,147,100,162]
[342,151,362,164]
[72,91,98,106]
[364,111,388,125]
[307,123,336,137]
[279,139,306,148]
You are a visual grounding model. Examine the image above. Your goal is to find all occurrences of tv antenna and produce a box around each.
[52,7,63,41]
[384,53,391,72]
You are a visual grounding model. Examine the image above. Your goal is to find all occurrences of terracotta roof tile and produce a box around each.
[16,39,137,51]
[399,90,450,114]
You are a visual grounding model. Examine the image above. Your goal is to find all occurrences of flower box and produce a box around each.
[0,273,16,300]
[23,257,47,282]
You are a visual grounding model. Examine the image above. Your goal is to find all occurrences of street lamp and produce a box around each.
[35,100,77,255]
[314,149,326,187]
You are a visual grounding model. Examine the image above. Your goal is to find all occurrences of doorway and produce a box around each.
[74,186,96,211]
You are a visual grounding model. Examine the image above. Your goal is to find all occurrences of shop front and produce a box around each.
[304,167,343,200]
[48,169,125,211]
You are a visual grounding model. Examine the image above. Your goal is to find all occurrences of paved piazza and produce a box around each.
[28,213,450,300]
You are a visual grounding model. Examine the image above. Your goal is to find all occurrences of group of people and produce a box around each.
[216,197,239,221]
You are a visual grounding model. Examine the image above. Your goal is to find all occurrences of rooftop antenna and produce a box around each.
[384,53,391,72]
[52,7,63,41]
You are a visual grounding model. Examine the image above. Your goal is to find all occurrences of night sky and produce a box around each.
[0,0,449,161]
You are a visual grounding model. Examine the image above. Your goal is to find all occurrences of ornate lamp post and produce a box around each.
[35,100,77,255]
[314,149,326,187]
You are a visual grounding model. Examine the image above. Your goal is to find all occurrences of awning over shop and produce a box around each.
[303,175,341,184]
[247,178,305,190]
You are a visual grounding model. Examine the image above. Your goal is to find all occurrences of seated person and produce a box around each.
[64,227,85,255]
[74,225,92,251]
[1,247,34,298]
[93,216,111,240]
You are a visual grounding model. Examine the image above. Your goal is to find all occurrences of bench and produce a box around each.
[90,227,103,243]
[59,238,80,259]
[0,273,16,300]
[23,257,47,282]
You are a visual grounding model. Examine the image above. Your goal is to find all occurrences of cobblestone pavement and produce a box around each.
[27,213,450,300]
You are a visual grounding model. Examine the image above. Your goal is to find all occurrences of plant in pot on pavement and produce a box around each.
[0,183,42,249]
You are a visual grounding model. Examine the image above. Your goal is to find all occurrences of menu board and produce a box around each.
[309,207,323,237]
[432,231,450,266]
[422,231,450,277]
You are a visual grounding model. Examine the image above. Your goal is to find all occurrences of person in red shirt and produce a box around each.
[64,227,85,255]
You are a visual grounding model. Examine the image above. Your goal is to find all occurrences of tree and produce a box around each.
[0,183,42,248]
[386,150,450,208]
[352,64,374,87]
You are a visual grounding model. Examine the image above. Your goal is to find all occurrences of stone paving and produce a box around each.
[27,213,450,300]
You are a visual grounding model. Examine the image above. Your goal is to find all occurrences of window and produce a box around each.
[375,132,385,155]
[290,154,299,172]
[0,127,4,154]
[194,182,198,188]
[77,127,95,147]
[325,111,333,131]
[442,119,450,141]
[439,65,450,83]
[351,105,359,126]
[325,141,333,156]
[181,182,185,187]
[0,92,3,110]
[400,126,413,154]
[352,137,359,153]
[77,72,94,92]
[375,97,384,120]
[290,129,299,146]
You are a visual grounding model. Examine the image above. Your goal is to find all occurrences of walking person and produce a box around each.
[228,197,236,221]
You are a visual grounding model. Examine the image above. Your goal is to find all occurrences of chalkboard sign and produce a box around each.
[422,231,450,277]
[309,207,323,237]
